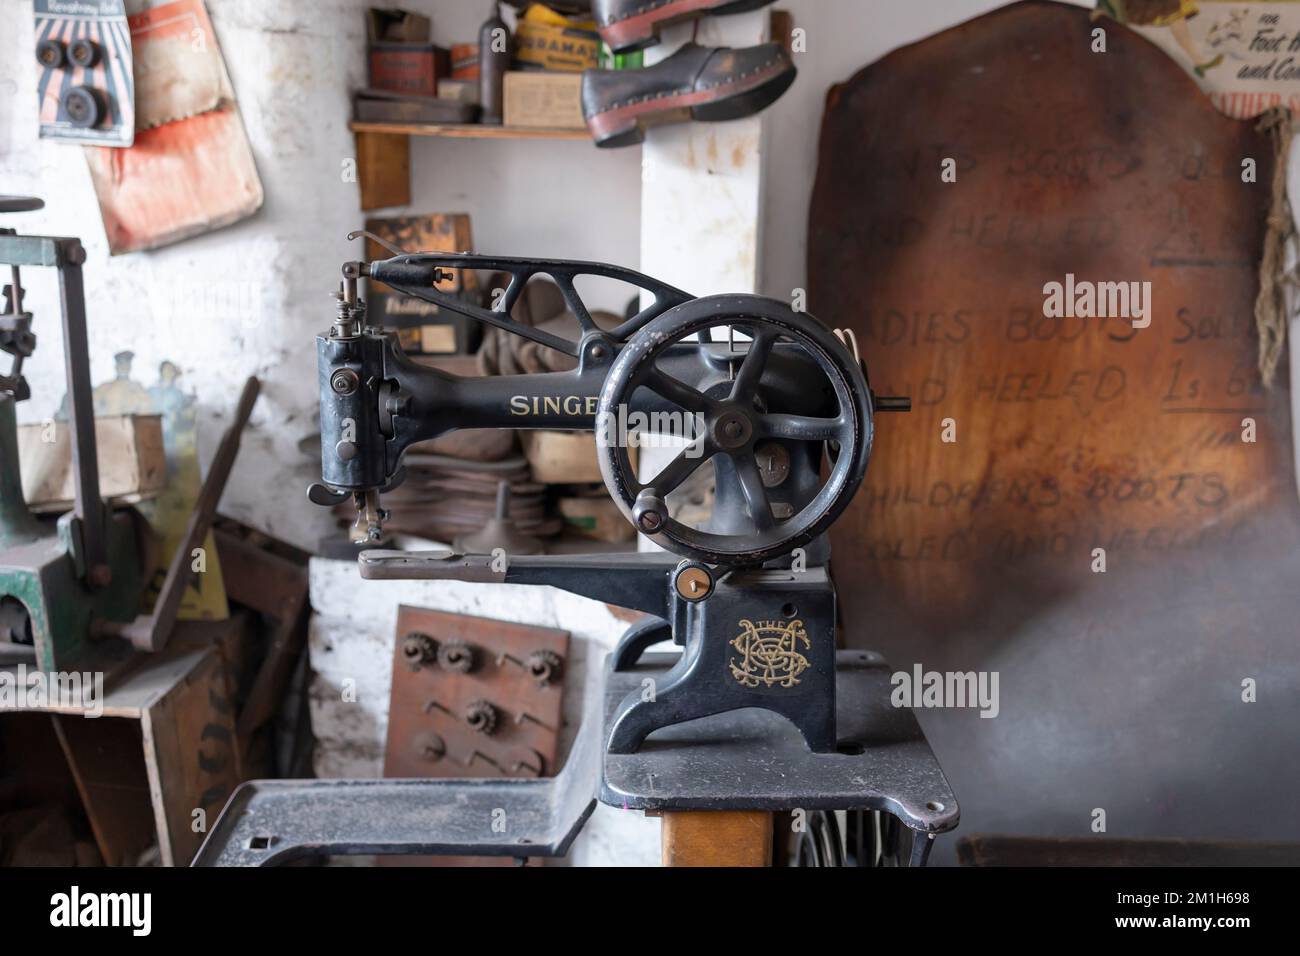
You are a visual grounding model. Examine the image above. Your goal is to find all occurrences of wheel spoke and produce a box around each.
[646,370,712,415]
[647,447,709,497]
[734,453,774,531]
[729,326,777,401]
[763,413,845,442]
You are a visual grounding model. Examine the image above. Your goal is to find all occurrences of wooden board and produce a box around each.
[355,130,410,211]
[349,121,589,140]
[141,645,240,866]
[382,606,568,867]
[51,714,153,866]
[661,810,773,867]
[809,0,1298,629]
[383,606,568,780]
[806,0,1300,857]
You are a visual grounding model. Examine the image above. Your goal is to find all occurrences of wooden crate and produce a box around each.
[19,414,166,511]
[1,617,252,865]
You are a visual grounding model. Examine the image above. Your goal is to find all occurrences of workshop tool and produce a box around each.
[0,198,144,672]
[0,197,258,672]
[199,244,957,866]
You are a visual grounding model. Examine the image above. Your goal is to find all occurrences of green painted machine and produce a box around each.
[0,197,147,674]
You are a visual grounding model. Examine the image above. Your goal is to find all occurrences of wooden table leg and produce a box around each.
[660,810,774,867]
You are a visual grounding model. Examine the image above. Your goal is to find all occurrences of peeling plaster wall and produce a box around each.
[0,0,641,552]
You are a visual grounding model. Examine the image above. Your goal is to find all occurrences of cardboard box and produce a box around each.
[503,71,585,130]
[521,431,599,483]
[521,431,637,484]
[366,8,430,43]
[514,4,600,72]
[19,414,166,511]
[559,496,636,543]
[419,324,459,354]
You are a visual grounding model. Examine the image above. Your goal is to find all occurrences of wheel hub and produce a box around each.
[711,404,754,450]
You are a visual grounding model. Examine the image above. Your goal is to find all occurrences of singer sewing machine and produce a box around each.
[197,244,958,867]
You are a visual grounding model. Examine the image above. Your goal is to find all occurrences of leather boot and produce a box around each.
[581,41,795,148]
[594,0,776,53]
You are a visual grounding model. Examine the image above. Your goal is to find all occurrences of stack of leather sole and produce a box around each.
[376,452,561,543]
[304,430,563,545]
[336,434,562,544]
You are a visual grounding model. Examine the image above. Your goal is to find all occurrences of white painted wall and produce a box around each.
[639,13,770,298]
[0,0,641,553]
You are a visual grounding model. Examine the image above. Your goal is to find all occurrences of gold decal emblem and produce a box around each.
[729,619,810,688]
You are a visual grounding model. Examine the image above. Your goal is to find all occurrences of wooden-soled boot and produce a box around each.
[581,41,795,148]
[594,0,776,53]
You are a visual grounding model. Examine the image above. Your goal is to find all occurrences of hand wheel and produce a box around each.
[596,293,872,566]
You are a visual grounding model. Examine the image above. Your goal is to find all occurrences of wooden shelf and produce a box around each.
[350,119,595,210]
[349,120,589,140]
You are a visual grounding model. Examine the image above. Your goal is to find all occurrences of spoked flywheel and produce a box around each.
[595,294,873,567]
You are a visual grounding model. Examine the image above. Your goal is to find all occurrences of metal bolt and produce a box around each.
[418,733,446,763]
[464,699,499,736]
[400,632,437,669]
[633,489,667,534]
[674,565,713,602]
[525,649,563,687]
[330,368,359,395]
[438,640,475,673]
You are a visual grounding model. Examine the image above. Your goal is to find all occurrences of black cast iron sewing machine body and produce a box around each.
[311,249,902,755]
